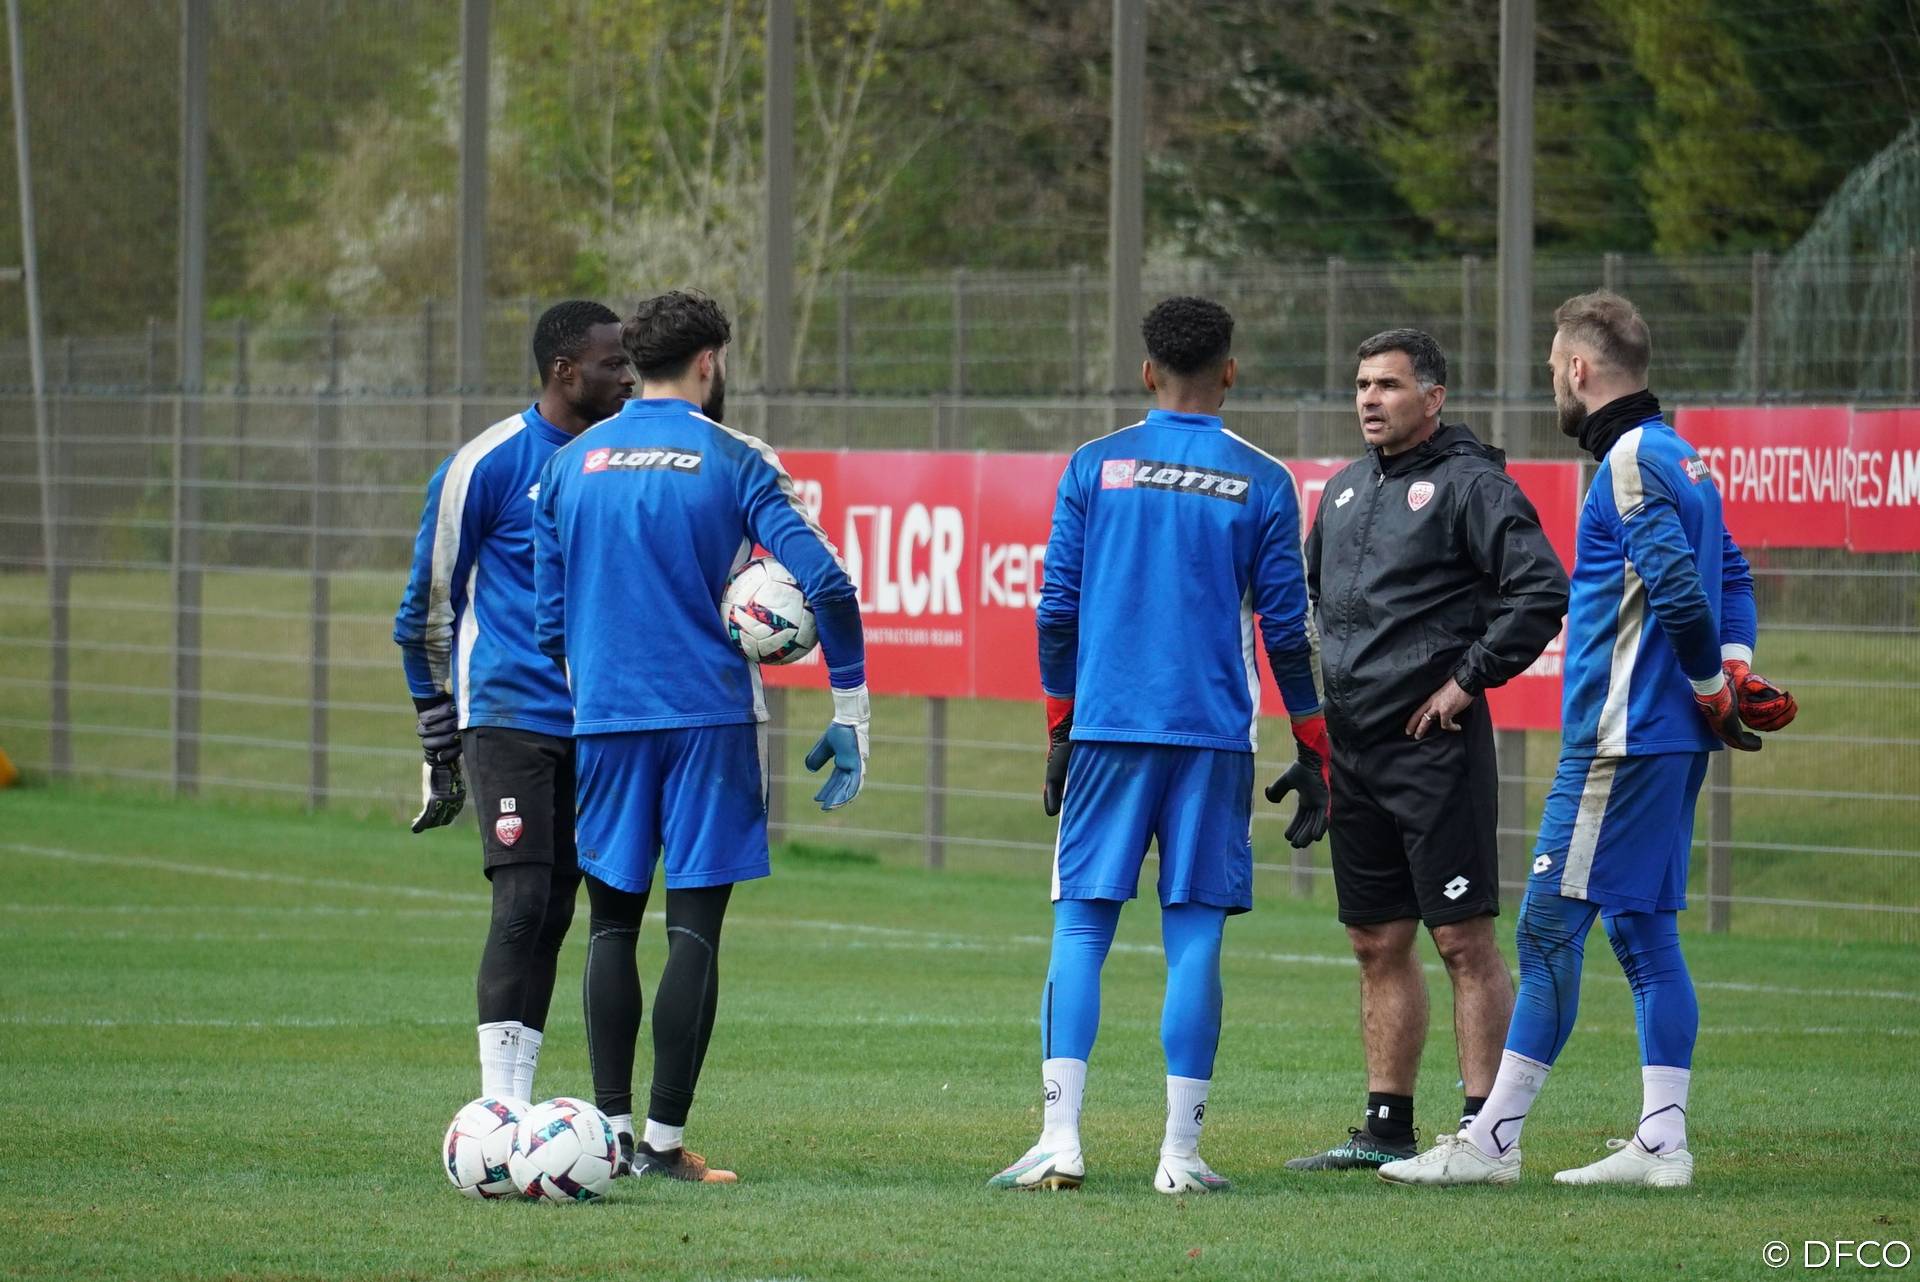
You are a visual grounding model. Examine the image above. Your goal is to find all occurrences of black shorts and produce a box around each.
[1328,699,1500,928]
[461,726,579,876]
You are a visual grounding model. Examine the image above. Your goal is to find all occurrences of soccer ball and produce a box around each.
[508,1096,619,1203]
[721,556,817,664]
[443,1096,530,1199]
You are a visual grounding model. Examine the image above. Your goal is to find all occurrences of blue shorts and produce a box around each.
[1531,751,1709,913]
[1052,742,1254,914]
[574,724,772,895]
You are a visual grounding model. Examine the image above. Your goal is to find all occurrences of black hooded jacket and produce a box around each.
[1305,422,1570,748]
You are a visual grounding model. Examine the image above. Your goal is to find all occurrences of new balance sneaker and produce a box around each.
[1378,1130,1521,1186]
[1553,1138,1694,1188]
[631,1143,738,1183]
[1284,1126,1417,1171]
[987,1143,1085,1191]
[1154,1153,1231,1195]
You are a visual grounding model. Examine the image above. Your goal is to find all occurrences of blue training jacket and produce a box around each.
[533,397,865,735]
[1561,414,1757,758]
[394,405,576,736]
[1036,409,1322,753]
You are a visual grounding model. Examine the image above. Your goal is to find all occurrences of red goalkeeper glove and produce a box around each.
[1694,676,1761,752]
[1042,695,1074,817]
[1723,658,1797,732]
[1265,714,1332,848]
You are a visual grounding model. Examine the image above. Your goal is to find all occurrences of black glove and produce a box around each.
[1265,714,1332,848]
[411,758,467,833]
[1043,695,1074,818]
[415,695,462,765]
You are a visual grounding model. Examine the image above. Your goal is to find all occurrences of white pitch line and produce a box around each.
[7,841,1918,1005]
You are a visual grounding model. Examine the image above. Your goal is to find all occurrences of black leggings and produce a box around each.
[582,874,731,1127]
[475,861,580,1030]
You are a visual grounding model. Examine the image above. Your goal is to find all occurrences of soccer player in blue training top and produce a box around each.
[395,300,633,1104]
[533,290,869,1185]
[1380,291,1797,1190]
[988,296,1330,1195]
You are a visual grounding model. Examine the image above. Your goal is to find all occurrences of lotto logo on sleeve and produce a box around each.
[1100,459,1250,503]
[583,448,611,474]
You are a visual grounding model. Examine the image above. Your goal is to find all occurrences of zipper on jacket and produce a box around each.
[1331,465,1388,709]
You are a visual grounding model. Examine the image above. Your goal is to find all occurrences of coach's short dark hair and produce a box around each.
[1554,290,1651,381]
[1141,296,1234,377]
[623,290,732,380]
[1355,328,1447,389]
[533,300,621,384]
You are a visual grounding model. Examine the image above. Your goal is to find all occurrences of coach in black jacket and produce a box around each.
[1285,328,1568,1173]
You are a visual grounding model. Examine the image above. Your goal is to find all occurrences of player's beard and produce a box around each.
[702,366,726,423]
[1554,373,1586,439]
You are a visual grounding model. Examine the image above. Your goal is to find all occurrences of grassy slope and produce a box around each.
[1,788,1915,1281]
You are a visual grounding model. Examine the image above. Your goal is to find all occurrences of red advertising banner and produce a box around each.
[1678,405,1856,548]
[763,448,1580,732]
[1842,409,1920,554]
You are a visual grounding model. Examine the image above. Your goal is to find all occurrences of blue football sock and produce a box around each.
[1506,887,1601,1066]
[1159,902,1227,1080]
[1041,898,1123,1062]
[1603,908,1698,1069]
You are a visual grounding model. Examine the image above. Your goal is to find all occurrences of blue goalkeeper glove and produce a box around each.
[805,684,870,810]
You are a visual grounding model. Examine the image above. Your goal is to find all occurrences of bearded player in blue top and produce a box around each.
[395,300,632,1105]
[534,290,868,1185]
[989,296,1330,1195]
[1381,291,1797,1190]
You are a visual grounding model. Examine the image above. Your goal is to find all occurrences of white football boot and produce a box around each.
[987,1142,1085,1191]
[1378,1130,1522,1186]
[1154,1152,1231,1195]
[1554,1138,1694,1187]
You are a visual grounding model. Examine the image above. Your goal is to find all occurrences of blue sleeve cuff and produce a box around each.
[1267,645,1321,717]
[1037,622,1077,697]
[814,595,866,689]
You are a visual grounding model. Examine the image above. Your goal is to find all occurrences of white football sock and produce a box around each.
[1038,1057,1087,1151]
[609,1113,634,1142]
[1162,1076,1210,1159]
[511,1027,543,1102]
[643,1119,686,1153]
[478,1021,522,1099]
[1466,1050,1550,1158]
[1635,1065,1691,1155]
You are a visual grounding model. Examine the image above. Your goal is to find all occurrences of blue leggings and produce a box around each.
[1506,888,1698,1069]
[1040,898,1227,1079]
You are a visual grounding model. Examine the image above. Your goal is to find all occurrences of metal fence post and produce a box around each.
[1707,752,1732,932]
[1070,264,1088,396]
[1749,250,1770,399]
[950,267,967,444]
[233,317,249,479]
[309,315,341,808]
[172,0,209,797]
[836,270,852,395]
[926,696,947,870]
[1458,255,1477,395]
[1323,256,1344,395]
[1906,248,1917,401]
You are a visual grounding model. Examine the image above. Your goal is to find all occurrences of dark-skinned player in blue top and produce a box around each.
[989,297,1329,1195]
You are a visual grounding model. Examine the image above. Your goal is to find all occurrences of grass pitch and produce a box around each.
[2,785,1916,1282]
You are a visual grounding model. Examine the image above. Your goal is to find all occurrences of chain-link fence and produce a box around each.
[2,286,1915,943]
